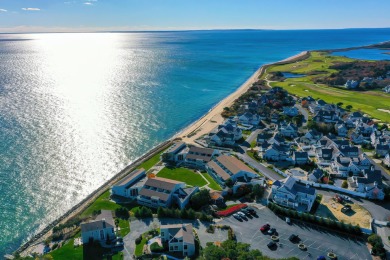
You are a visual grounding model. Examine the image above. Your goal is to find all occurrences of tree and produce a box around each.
[337,102,343,107]
[190,189,211,210]
[341,180,348,189]
[346,105,353,110]
[251,184,264,200]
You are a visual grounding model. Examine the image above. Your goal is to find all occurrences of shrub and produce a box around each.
[216,204,248,217]
[228,228,236,241]
[150,242,164,252]
[206,225,215,234]
[135,235,143,245]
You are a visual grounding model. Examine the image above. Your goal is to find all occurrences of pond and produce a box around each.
[282,72,306,78]
[331,48,390,61]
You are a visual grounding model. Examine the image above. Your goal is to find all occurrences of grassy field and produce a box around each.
[137,151,163,171]
[118,218,130,237]
[200,171,222,191]
[80,190,120,218]
[157,167,207,187]
[49,238,83,260]
[265,51,390,122]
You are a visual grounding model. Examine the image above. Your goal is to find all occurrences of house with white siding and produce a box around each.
[111,168,147,199]
[81,210,116,244]
[160,224,195,257]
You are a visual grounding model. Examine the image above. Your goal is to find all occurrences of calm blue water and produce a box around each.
[332,48,390,60]
[282,72,306,78]
[1,29,390,254]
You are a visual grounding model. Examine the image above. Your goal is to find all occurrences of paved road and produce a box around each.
[295,104,309,126]
[221,206,371,260]
[236,152,283,181]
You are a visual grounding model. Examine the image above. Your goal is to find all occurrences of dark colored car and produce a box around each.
[260,224,270,232]
[289,234,299,242]
[267,241,276,248]
[247,207,256,214]
[241,208,252,216]
[267,228,276,235]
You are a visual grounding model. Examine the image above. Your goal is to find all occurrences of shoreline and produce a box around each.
[14,50,308,256]
[17,38,390,254]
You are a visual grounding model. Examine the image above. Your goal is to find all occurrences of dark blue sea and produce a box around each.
[1,29,390,254]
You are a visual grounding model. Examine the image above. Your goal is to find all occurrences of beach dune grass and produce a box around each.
[156,167,207,187]
[266,51,390,122]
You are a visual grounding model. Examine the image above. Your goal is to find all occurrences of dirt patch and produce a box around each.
[315,195,371,229]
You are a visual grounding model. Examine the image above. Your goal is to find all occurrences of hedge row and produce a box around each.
[267,202,362,235]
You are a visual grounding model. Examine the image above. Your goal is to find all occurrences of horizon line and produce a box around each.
[1,26,390,34]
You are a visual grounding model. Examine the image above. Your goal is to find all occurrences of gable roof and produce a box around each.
[81,210,114,233]
[144,177,182,191]
[215,155,256,175]
[161,223,194,245]
[114,168,146,188]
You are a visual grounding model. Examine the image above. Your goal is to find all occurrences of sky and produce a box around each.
[0,0,390,33]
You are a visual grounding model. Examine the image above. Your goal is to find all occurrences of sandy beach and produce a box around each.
[177,51,309,145]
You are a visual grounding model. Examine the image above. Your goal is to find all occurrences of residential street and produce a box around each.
[236,152,283,181]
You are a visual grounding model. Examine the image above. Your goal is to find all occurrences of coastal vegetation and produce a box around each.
[264,51,390,122]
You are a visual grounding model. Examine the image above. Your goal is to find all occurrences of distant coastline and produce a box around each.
[13,40,388,256]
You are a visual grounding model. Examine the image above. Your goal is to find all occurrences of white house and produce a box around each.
[383,153,390,168]
[331,154,371,177]
[81,210,116,244]
[206,155,259,186]
[345,79,359,89]
[270,176,317,212]
[111,168,147,199]
[160,224,195,257]
[209,120,242,146]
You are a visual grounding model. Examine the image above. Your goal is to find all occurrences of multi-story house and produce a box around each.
[81,210,116,244]
[111,168,147,199]
[160,224,195,257]
[270,176,317,212]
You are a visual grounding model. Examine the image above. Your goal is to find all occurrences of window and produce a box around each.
[174,246,178,250]
[184,245,187,249]
[161,232,164,237]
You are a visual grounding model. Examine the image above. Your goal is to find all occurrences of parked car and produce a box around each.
[247,207,256,214]
[289,234,299,242]
[232,213,241,220]
[342,195,351,201]
[237,211,247,219]
[267,241,276,248]
[241,208,252,216]
[285,217,291,224]
[260,224,270,232]
[267,228,276,235]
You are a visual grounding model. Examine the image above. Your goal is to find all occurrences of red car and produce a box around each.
[260,224,270,232]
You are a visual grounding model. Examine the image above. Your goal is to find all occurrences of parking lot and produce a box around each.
[220,206,371,260]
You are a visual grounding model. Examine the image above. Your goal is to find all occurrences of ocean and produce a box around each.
[0,29,390,254]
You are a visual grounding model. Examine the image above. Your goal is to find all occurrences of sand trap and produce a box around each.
[378,109,390,114]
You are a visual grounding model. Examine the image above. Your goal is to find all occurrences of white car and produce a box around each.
[232,213,241,220]
[342,195,351,201]
[237,212,247,218]
[286,217,291,224]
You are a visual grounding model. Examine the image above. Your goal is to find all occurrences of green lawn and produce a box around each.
[49,238,83,260]
[80,190,120,218]
[157,167,207,187]
[117,218,130,237]
[266,51,390,122]
[135,235,147,256]
[200,172,222,191]
[137,151,163,171]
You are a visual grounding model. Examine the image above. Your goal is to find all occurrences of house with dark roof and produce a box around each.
[348,168,384,200]
[111,168,147,199]
[279,122,298,138]
[301,129,323,145]
[335,123,348,137]
[209,120,242,146]
[263,143,289,161]
[160,224,195,257]
[161,142,188,164]
[308,168,324,183]
[81,210,116,244]
[206,155,259,186]
[271,176,317,212]
[375,143,390,157]
[238,112,261,126]
[184,146,219,169]
[331,154,371,177]
[137,177,198,209]
[292,151,309,165]
[283,106,299,117]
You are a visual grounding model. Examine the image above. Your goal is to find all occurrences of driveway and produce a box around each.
[220,206,371,260]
